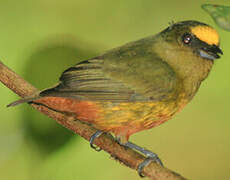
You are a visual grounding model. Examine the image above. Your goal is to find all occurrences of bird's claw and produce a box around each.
[137,153,163,177]
[138,157,153,177]
[123,141,163,177]
[89,130,103,151]
[90,133,163,177]
[140,149,163,166]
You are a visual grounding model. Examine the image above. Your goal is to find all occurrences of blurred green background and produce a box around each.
[0,0,230,179]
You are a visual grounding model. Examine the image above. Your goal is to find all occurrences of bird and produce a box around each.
[8,20,223,176]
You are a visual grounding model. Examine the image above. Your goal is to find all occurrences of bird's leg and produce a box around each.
[90,131,163,177]
[89,130,103,151]
[123,141,163,177]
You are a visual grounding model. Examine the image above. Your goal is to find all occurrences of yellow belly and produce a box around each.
[91,99,187,142]
[35,93,188,143]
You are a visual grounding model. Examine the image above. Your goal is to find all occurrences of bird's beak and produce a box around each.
[199,45,223,60]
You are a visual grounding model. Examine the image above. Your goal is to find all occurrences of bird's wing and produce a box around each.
[40,55,179,102]
[40,58,138,102]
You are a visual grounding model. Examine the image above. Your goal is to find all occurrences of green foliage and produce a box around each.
[202,4,230,31]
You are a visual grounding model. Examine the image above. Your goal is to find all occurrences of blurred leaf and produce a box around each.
[202,4,230,31]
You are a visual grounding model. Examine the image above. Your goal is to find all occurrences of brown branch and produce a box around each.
[0,61,187,180]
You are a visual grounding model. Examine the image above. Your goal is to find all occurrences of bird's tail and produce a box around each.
[7,93,40,107]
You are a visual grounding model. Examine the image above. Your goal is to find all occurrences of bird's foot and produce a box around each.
[89,130,103,151]
[90,132,163,177]
[123,141,163,177]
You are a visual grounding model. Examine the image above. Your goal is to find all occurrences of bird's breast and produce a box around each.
[94,92,188,130]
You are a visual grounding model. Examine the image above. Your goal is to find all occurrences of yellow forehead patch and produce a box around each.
[191,25,219,45]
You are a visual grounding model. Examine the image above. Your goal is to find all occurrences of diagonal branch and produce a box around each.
[0,61,187,180]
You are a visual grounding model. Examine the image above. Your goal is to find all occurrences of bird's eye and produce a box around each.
[182,33,193,44]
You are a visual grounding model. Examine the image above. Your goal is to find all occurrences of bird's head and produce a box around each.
[152,20,223,96]
[160,20,223,61]
[153,20,223,83]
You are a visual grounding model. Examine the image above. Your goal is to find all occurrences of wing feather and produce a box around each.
[40,54,179,103]
[40,58,138,102]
